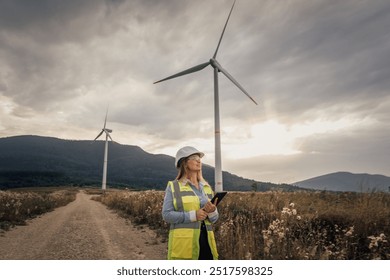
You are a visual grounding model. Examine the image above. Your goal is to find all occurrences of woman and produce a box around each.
[162,146,219,260]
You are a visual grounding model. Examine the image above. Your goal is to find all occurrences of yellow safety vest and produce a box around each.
[167,180,218,260]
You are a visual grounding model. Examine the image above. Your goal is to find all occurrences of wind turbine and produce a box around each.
[154,0,257,192]
[94,109,113,193]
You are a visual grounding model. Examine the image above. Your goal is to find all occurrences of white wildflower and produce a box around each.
[345,226,354,237]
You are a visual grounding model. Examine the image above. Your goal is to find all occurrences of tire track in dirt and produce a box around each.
[0,191,167,260]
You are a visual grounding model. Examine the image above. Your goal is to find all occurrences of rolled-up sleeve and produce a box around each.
[207,208,219,224]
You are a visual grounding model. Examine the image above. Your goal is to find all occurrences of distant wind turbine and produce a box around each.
[94,109,113,192]
[154,0,257,192]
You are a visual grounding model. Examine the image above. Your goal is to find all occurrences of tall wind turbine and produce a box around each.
[94,109,113,193]
[154,0,257,192]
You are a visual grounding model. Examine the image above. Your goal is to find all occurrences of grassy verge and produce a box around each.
[0,188,78,231]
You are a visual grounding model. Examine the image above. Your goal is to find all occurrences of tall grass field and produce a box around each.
[97,189,390,260]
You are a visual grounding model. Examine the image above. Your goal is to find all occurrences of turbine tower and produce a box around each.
[94,109,113,193]
[154,0,257,192]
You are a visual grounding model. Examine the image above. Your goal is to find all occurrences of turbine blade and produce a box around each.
[218,65,258,105]
[103,107,109,129]
[94,130,104,141]
[154,61,210,84]
[213,0,236,59]
[107,133,113,142]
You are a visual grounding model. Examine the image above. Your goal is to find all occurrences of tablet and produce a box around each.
[210,191,227,206]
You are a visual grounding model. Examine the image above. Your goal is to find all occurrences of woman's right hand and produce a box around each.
[203,201,217,213]
[196,209,208,221]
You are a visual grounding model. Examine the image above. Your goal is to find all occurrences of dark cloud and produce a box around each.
[1,0,389,182]
[231,0,390,122]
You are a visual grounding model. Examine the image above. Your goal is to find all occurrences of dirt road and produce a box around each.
[0,191,167,260]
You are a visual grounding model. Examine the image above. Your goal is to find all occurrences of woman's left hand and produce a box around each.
[203,201,217,213]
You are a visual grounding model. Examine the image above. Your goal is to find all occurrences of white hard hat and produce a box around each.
[175,146,204,168]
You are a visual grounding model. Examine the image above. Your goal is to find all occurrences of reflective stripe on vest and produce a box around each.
[167,180,218,260]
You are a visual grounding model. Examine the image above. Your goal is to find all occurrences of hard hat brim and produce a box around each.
[175,146,204,168]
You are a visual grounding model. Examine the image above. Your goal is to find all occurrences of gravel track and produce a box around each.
[0,191,167,260]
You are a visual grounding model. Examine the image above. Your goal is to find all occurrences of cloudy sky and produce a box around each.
[1,0,389,184]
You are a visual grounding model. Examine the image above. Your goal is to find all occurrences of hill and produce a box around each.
[0,135,299,191]
[294,171,390,192]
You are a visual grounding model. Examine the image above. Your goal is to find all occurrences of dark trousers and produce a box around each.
[198,222,213,260]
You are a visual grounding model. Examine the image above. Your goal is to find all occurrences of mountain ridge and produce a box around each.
[0,135,299,192]
[294,171,390,192]
[2,135,388,192]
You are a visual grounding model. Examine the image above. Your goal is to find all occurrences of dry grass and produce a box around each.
[217,191,390,259]
[97,189,390,260]
[0,188,77,231]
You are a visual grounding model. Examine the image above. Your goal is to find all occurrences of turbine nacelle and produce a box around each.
[94,128,113,141]
[210,58,221,70]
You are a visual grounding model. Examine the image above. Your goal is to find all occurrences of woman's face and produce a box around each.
[186,154,202,172]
